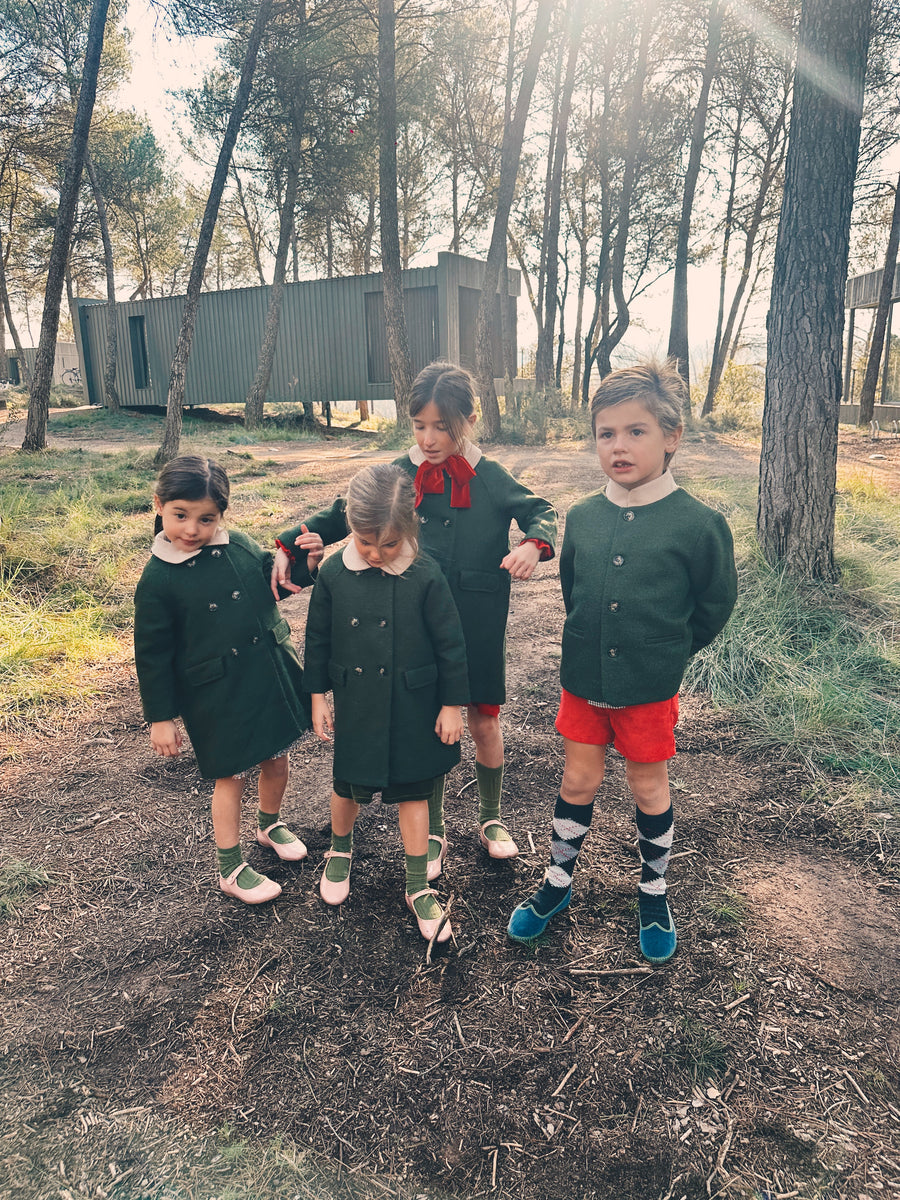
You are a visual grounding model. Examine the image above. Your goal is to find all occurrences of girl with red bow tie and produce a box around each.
[274,361,557,879]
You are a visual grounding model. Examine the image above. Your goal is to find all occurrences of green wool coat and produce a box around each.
[281,452,557,705]
[302,549,470,788]
[559,488,737,707]
[134,529,310,779]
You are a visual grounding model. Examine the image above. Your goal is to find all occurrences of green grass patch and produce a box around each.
[0,857,51,919]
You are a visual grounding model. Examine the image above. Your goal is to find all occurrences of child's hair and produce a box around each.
[345,463,419,548]
[409,361,477,451]
[153,455,230,534]
[590,358,685,466]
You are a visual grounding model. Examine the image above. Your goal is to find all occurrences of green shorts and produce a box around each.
[332,776,437,805]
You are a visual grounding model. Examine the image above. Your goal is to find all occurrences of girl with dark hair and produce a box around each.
[135,455,311,905]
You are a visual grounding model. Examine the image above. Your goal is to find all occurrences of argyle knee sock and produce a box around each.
[405,852,440,920]
[217,844,267,890]
[325,830,353,883]
[636,803,674,928]
[258,809,301,847]
[531,794,594,917]
[477,762,511,843]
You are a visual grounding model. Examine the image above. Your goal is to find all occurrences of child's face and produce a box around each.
[352,528,405,570]
[594,398,682,491]
[412,400,476,466]
[154,495,222,553]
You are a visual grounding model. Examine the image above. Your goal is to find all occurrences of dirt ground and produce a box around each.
[1,419,899,1200]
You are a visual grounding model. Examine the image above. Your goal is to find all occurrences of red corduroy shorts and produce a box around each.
[555,689,679,763]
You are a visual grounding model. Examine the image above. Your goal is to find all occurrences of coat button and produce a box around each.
[608,647,618,657]
[612,555,624,567]
[251,636,259,644]
[623,510,635,521]
[350,618,359,626]
[211,549,222,557]
[420,515,428,524]
[209,603,218,611]
[231,647,239,656]
[379,619,387,627]
[378,667,386,676]
[443,519,451,527]
[354,666,363,675]
[231,590,241,600]
[187,560,196,568]
[609,601,619,612]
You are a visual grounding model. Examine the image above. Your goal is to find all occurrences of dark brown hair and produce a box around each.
[408,361,477,451]
[153,455,229,534]
[590,358,685,467]
[345,463,419,549]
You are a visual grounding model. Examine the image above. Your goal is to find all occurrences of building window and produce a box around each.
[129,316,150,389]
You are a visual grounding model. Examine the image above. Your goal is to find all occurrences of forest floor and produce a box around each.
[1,417,899,1200]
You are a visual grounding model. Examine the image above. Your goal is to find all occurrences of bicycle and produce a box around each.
[61,365,82,386]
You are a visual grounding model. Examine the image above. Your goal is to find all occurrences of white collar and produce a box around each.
[341,538,417,576]
[151,525,230,563]
[604,470,678,508]
[408,440,482,469]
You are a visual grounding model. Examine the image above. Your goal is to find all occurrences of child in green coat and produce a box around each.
[275,361,557,881]
[507,360,737,962]
[134,456,311,906]
[304,464,469,944]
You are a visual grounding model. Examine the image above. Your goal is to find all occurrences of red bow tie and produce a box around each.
[413,454,475,508]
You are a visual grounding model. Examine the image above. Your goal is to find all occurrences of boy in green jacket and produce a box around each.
[508,359,737,962]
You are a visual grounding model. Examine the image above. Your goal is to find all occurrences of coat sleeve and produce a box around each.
[687,511,738,655]
[279,497,350,587]
[301,570,334,694]
[422,571,471,706]
[558,519,575,614]
[133,565,180,723]
[489,462,558,557]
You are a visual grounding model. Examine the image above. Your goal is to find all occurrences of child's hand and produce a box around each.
[150,720,182,757]
[312,693,334,742]
[435,705,463,745]
[270,548,302,599]
[500,540,541,580]
[294,524,324,572]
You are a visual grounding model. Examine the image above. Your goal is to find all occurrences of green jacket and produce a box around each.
[559,488,737,707]
[134,530,310,779]
[303,548,469,787]
[281,450,557,705]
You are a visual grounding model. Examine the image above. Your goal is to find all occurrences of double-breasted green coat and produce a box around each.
[302,546,470,788]
[280,445,557,706]
[134,529,310,779]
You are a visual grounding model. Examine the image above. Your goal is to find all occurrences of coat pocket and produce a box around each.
[184,657,225,687]
[404,663,438,690]
[458,569,500,593]
[328,661,348,687]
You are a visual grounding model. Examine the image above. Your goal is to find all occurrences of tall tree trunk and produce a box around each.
[0,234,31,389]
[377,0,414,420]
[758,0,871,582]
[666,0,724,409]
[155,0,273,466]
[858,173,900,426]
[232,161,267,285]
[476,0,554,440]
[84,149,120,411]
[22,0,110,451]
[245,134,301,428]
[535,0,584,391]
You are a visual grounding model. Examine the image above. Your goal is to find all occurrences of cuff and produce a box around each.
[522,538,553,561]
[275,538,296,564]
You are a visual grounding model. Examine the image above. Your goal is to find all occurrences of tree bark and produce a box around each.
[666,0,724,408]
[758,0,871,582]
[22,0,110,451]
[84,149,120,411]
[377,0,414,421]
[858,173,900,426]
[475,0,554,440]
[0,233,31,389]
[155,0,273,466]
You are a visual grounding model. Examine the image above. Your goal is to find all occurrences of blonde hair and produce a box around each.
[590,358,685,466]
[345,463,419,548]
[409,361,477,452]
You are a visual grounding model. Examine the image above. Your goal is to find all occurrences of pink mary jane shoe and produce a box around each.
[405,888,453,943]
[478,819,519,860]
[219,862,282,905]
[426,834,448,882]
[319,850,352,906]
[256,821,308,862]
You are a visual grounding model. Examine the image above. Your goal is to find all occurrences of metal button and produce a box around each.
[354,666,363,675]
[443,519,451,527]
[251,636,259,644]
[211,549,222,557]
[612,555,624,567]
[609,601,619,612]
[187,560,195,568]
[419,515,428,524]
[379,619,387,627]
[623,511,635,522]
[350,618,359,626]
[231,648,239,656]
[378,667,386,676]
[608,647,618,657]
[209,603,217,611]
[231,590,241,600]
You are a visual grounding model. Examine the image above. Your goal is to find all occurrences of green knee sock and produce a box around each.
[217,844,266,890]
[325,830,353,882]
[476,762,511,842]
[405,852,440,919]
[258,809,299,846]
[428,776,446,838]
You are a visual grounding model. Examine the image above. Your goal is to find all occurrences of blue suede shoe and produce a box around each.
[507,888,572,943]
[639,896,677,963]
